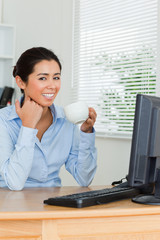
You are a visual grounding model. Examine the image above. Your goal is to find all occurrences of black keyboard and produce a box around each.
[44,186,140,208]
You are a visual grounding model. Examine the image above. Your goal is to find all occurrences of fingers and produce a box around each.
[88,107,97,124]
[26,96,42,108]
[26,96,31,101]
[26,96,34,103]
[80,107,97,133]
[89,107,97,118]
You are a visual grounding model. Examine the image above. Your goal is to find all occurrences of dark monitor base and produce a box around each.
[132,194,160,205]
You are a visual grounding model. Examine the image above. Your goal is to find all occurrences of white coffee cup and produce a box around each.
[64,101,89,124]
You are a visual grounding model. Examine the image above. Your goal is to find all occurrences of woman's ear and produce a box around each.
[15,76,26,90]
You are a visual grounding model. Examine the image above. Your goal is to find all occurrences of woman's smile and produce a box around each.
[42,93,55,99]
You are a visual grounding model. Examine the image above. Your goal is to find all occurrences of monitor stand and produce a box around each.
[132,168,160,205]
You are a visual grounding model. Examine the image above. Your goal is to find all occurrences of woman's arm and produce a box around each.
[0,98,43,190]
[65,125,97,186]
[0,120,38,190]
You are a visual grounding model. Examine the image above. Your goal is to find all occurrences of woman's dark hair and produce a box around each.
[13,47,62,93]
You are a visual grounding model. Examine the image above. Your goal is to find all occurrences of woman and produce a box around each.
[0,47,97,190]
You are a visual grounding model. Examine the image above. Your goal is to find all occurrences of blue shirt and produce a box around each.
[0,104,97,190]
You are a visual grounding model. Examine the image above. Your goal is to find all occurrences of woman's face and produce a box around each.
[22,60,61,107]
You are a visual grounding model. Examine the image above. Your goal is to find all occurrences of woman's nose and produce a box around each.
[47,78,56,89]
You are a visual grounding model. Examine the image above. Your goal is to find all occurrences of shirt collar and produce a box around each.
[50,104,65,120]
[8,96,24,120]
[8,105,19,120]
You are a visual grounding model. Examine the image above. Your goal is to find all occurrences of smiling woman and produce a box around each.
[0,47,97,191]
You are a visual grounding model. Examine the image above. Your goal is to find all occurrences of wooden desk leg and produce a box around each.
[42,220,60,240]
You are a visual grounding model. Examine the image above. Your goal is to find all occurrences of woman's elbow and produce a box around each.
[7,180,25,191]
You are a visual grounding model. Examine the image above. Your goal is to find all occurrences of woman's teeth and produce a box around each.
[42,93,54,98]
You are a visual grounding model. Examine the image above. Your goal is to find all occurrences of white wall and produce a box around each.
[2,0,132,186]
[2,0,73,105]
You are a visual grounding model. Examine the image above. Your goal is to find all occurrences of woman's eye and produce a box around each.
[39,77,46,80]
[54,77,60,80]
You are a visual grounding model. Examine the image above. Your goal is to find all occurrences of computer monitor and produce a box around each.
[128,94,160,205]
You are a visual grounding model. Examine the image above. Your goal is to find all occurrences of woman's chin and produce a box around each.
[41,101,54,107]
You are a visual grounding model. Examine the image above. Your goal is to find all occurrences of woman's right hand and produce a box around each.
[15,96,43,128]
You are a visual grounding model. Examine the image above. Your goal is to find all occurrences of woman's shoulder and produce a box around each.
[0,105,16,121]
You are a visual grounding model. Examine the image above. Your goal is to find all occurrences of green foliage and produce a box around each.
[94,45,156,133]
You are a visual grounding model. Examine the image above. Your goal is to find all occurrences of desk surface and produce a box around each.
[1,186,160,240]
[0,185,159,220]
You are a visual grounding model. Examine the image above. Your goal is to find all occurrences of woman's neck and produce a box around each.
[36,107,53,141]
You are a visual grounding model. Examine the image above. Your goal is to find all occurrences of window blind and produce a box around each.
[72,0,158,137]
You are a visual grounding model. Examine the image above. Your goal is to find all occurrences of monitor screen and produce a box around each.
[128,94,160,205]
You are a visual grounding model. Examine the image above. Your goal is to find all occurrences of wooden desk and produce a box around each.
[0,186,160,240]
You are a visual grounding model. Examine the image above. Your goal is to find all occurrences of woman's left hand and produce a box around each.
[80,107,97,133]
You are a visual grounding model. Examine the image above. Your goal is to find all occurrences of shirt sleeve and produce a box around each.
[0,121,38,190]
[65,125,97,186]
